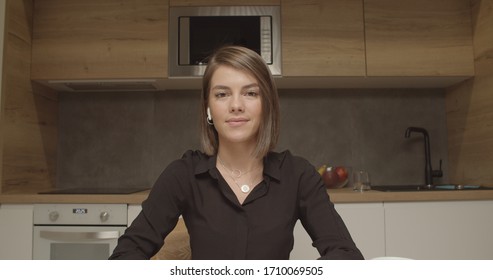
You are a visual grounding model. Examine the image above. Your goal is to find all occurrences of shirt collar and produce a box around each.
[193,152,216,176]
[193,151,284,182]
[262,151,283,182]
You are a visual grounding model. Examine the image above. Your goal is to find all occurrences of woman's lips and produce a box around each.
[226,118,249,126]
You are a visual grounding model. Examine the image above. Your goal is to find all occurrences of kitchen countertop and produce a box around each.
[2,187,493,204]
[0,189,150,204]
[327,188,493,203]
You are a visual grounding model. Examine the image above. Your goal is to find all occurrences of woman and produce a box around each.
[110,46,363,260]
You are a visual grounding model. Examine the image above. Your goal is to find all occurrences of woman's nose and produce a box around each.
[229,93,244,112]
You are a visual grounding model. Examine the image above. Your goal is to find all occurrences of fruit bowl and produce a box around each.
[318,165,350,189]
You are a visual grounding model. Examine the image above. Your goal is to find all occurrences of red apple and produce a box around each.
[322,167,340,188]
[335,167,348,181]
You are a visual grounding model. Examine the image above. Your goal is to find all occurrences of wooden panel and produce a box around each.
[365,0,474,76]
[0,0,6,192]
[445,0,493,186]
[170,0,280,6]
[472,0,493,77]
[31,0,168,80]
[1,0,58,193]
[281,0,366,76]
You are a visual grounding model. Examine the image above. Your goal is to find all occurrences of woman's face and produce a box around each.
[208,65,262,147]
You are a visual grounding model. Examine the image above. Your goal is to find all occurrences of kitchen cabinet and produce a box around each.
[31,0,168,81]
[365,0,474,77]
[291,203,385,259]
[169,0,280,6]
[385,201,493,259]
[281,0,366,77]
[282,0,474,78]
[127,204,141,226]
[0,204,33,260]
[290,200,493,260]
[0,200,491,260]
[28,0,474,88]
[290,221,318,259]
[335,203,386,259]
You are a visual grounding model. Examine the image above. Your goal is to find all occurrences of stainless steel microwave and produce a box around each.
[168,6,281,77]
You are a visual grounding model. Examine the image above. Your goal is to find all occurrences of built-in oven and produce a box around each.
[33,204,127,260]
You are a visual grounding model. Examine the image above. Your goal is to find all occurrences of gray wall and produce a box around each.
[57,88,448,189]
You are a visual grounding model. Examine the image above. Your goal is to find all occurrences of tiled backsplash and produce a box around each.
[58,88,448,189]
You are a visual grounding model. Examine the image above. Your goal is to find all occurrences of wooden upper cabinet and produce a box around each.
[281,0,366,77]
[31,0,168,80]
[365,0,475,77]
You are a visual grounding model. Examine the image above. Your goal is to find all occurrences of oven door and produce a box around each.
[33,226,126,260]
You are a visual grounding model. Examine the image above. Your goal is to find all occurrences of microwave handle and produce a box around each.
[39,230,120,241]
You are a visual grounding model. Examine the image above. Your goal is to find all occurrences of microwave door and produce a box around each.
[183,16,262,66]
[179,17,190,65]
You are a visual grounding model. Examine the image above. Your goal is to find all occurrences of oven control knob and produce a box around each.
[100,211,109,222]
[49,211,59,222]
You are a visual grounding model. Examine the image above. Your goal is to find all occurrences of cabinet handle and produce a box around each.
[39,230,120,241]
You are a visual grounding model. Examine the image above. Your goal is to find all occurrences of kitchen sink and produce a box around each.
[371,185,493,192]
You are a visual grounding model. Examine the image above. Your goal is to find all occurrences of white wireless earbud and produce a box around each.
[206,107,213,125]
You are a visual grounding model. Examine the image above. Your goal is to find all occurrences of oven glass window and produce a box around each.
[187,16,262,65]
[51,243,110,260]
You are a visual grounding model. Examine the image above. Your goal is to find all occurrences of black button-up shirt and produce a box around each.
[110,150,363,260]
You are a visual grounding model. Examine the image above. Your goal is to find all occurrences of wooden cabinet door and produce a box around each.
[365,0,474,77]
[281,0,366,77]
[31,0,168,80]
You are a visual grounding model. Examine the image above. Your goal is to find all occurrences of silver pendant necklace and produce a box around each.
[217,156,254,194]
[239,184,250,193]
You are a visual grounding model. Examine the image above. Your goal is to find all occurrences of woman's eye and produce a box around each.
[245,90,259,97]
[215,92,227,98]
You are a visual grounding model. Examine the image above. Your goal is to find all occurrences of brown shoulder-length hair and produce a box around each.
[199,46,280,158]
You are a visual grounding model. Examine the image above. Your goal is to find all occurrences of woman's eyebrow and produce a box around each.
[211,83,259,90]
[211,85,230,90]
[243,83,259,89]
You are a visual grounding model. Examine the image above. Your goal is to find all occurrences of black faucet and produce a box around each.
[405,127,443,187]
